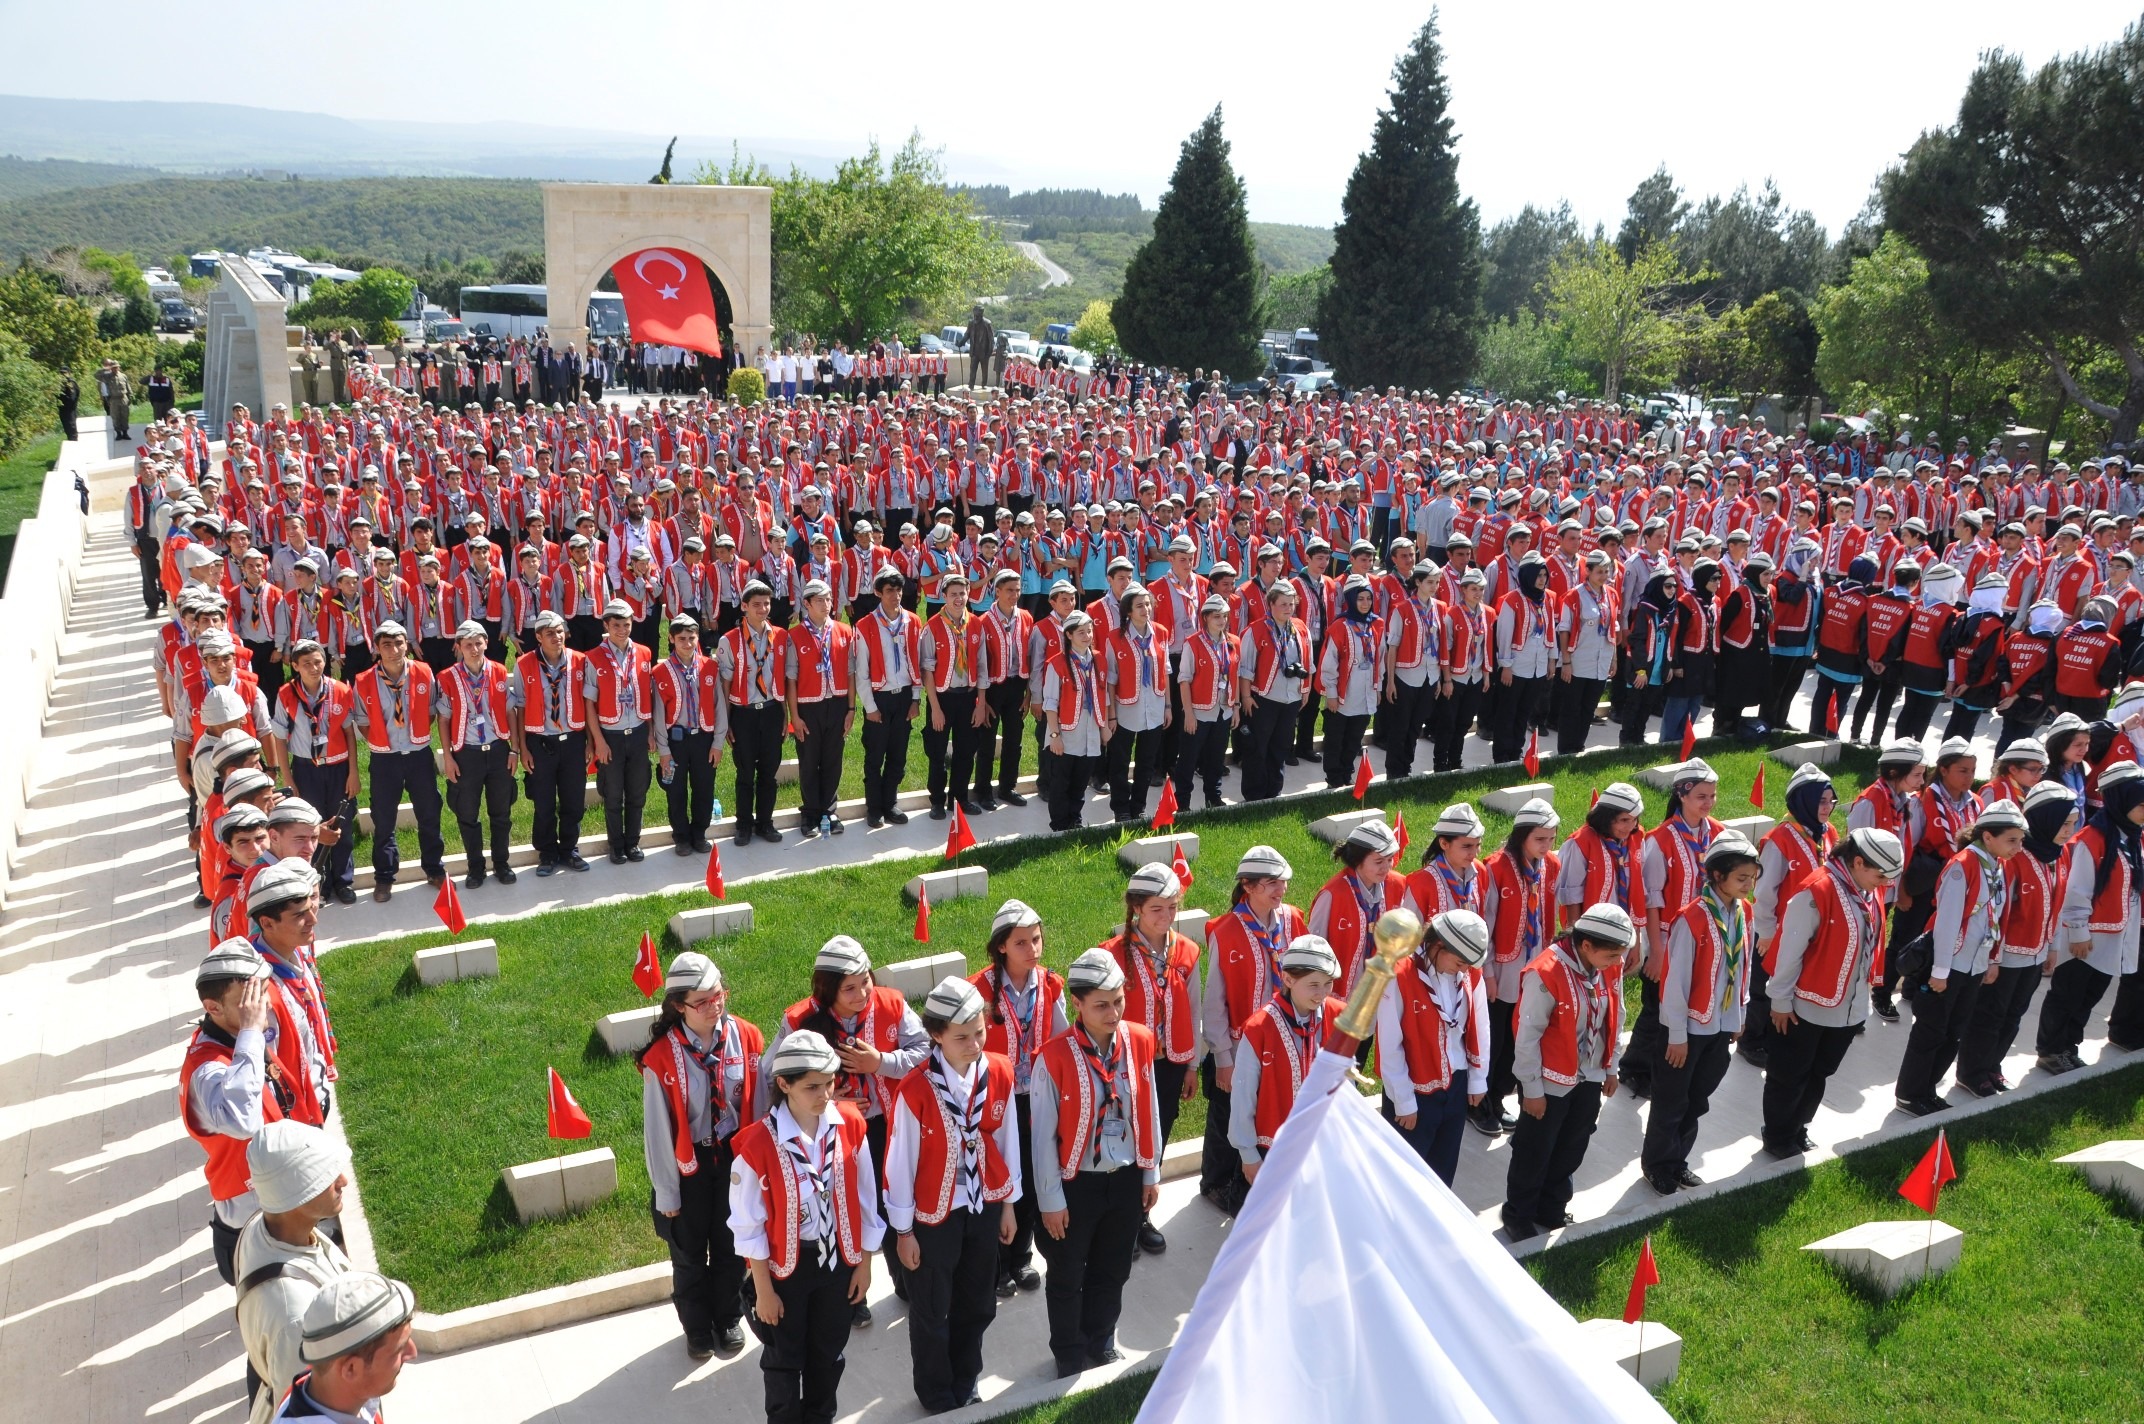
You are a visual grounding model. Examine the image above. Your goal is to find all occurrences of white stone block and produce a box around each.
[880,951,968,1000]
[412,945,461,987]
[557,1148,618,1211]
[668,903,754,946]
[1636,764,1686,791]
[1118,833,1199,869]
[456,939,499,980]
[501,1159,566,1223]
[1803,1219,1962,1297]
[1772,740,1842,768]
[1173,909,1209,945]
[1722,814,1776,842]
[597,1006,660,1056]
[1481,783,1556,816]
[904,867,988,905]
[1579,1318,1683,1389]
[2055,1139,2144,1209]
[1309,809,1385,845]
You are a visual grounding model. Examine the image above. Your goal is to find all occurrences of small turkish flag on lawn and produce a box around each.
[1393,810,1409,858]
[1589,787,1600,809]
[1152,778,1178,830]
[1898,1130,1957,1214]
[704,841,725,899]
[946,802,977,858]
[1622,1237,1661,1323]
[1352,749,1373,800]
[613,248,724,356]
[1825,695,1841,736]
[632,930,663,998]
[1523,729,1540,778]
[1751,762,1767,807]
[914,882,931,943]
[1172,839,1194,891]
[546,1067,593,1139]
[1680,716,1697,763]
[434,876,465,935]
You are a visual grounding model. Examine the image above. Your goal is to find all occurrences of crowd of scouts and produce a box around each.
[159,365,2144,1420]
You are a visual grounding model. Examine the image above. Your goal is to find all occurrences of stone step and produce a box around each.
[411,937,498,986]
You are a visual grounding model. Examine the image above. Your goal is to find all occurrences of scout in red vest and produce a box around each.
[1373,908,1491,1185]
[783,579,857,837]
[1760,827,1905,1157]
[1555,782,1644,929]
[1171,594,1241,809]
[1198,842,1303,1210]
[769,934,928,1329]
[585,598,656,862]
[728,1029,885,1424]
[652,615,727,853]
[348,622,446,901]
[1627,758,1723,1094]
[270,640,359,903]
[208,805,271,949]
[1643,833,1760,1195]
[1028,949,1162,1380]
[182,939,290,1285]
[641,951,765,1361]
[435,620,517,888]
[1227,934,1344,1184]
[245,860,334,1132]
[884,976,1022,1414]
[1501,902,1635,1242]
[1402,800,1487,922]
[2038,759,2144,1070]
[1307,817,1406,1002]
[1102,863,1200,1257]
[1744,764,1839,1069]
[1477,797,1562,1136]
[1957,780,2076,1091]
[962,898,1068,1295]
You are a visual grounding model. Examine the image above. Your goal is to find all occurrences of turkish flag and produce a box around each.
[1589,787,1600,810]
[1750,763,1767,808]
[1679,716,1697,763]
[1825,695,1841,736]
[914,882,931,943]
[632,930,663,999]
[1622,1237,1661,1323]
[547,1066,593,1140]
[1172,840,1195,891]
[705,841,725,900]
[1152,778,1178,830]
[1523,729,1540,778]
[946,803,977,859]
[613,248,724,357]
[1393,810,1409,858]
[1352,749,1373,801]
[1898,1130,1957,1214]
[434,876,466,936]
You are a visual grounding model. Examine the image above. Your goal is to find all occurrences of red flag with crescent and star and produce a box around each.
[614,248,724,357]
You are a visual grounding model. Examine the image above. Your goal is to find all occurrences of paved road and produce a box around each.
[1013,240,1070,288]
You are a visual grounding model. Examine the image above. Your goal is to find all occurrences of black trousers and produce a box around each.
[1943,702,1989,741]
[1384,1085,1470,1186]
[2111,968,2144,1047]
[1640,1032,1732,1179]
[1958,964,2044,1084]
[289,756,355,890]
[1105,723,1163,820]
[1621,975,1663,1092]
[1502,1081,1602,1235]
[597,722,652,853]
[664,728,717,842]
[923,687,984,811]
[524,730,588,862]
[793,699,848,825]
[135,534,163,614]
[1761,1017,1860,1149]
[1619,682,1662,746]
[750,1251,853,1424]
[1556,675,1604,756]
[1483,994,1518,1115]
[210,1211,240,1286]
[567,613,602,651]
[1321,708,1369,788]
[243,639,285,706]
[861,690,915,817]
[730,702,784,831]
[1049,751,1096,830]
[999,1095,1039,1283]
[658,1140,745,1339]
[1198,1056,1245,1203]
[446,737,513,872]
[1172,714,1231,804]
[1809,672,1856,736]
[1153,1056,1190,1144]
[1433,679,1482,771]
[2037,957,2112,1056]
[1491,675,1548,762]
[1897,972,1987,1100]
[369,747,444,883]
[985,677,1027,795]
[1033,1167,1143,1370]
[1292,687,1322,759]
[1382,677,1433,777]
[1242,695,1298,800]
[1155,653,1186,780]
[1741,958,1775,1062]
[1762,653,1811,729]
[1895,687,1944,740]
[905,1206,1001,1411]
[1851,667,1903,741]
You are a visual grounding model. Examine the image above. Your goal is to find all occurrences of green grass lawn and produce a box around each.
[323,736,1877,1310]
[982,1061,2144,1424]
[0,430,63,540]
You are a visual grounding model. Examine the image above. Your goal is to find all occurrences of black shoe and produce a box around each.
[999,790,1028,807]
[1137,1219,1167,1255]
[1872,989,1899,1022]
[624,847,644,862]
[887,809,910,825]
[685,1332,715,1361]
[1958,1077,2000,1099]
[464,867,485,889]
[828,818,844,835]
[1761,1137,1802,1160]
[929,804,947,821]
[1895,1094,1947,1117]
[1014,1265,1042,1292]
[1055,1356,1087,1380]
[495,865,517,885]
[563,852,590,872]
[1501,1214,1538,1242]
[192,892,211,909]
[734,829,753,847]
[333,884,358,904]
[2037,1051,2079,1074]
[756,824,782,843]
[851,1301,873,1328]
[609,850,627,864]
[716,1323,745,1355]
[1087,1345,1122,1367]
[1676,1167,1702,1188]
[372,882,392,903]
[975,797,999,812]
[957,799,984,817]
[996,1275,1019,1299]
[536,859,562,877]
[1988,1072,2010,1092]
[2111,1039,2144,1053]
[800,824,820,840]
[1738,1045,1769,1070]
[1647,1172,1681,1196]
[675,841,697,856]
[1468,1109,1506,1137]
[867,814,884,829]
[1536,1211,1576,1233]
[1206,795,1233,809]
[960,1384,983,1407]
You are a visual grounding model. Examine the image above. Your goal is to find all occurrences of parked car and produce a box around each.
[157,298,197,333]
[938,325,970,352]
[423,317,466,343]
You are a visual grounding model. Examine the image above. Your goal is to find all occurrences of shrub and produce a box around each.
[102,332,161,388]
[158,335,206,395]
[726,365,766,405]
[0,327,59,460]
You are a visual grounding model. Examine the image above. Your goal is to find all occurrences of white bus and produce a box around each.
[456,285,632,340]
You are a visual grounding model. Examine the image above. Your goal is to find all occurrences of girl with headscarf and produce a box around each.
[1661,558,1722,745]
[1761,537,1822,730]
[1893,562,1966,740]
[1619,570,1677,748]
[1316,575,1383,790]
[1956,781,2076,1094]
[1943,573,2013,740]
[1490,553,1559,764]
[1993,599,2065,753]
[1715,552,1773,734]
[2037,760,2144,1070]
[1744,764,1840,1069]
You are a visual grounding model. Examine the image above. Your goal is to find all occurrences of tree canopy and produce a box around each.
[1111,107,1263,378]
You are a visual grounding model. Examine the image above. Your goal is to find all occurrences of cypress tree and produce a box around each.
[1319,14,1483,391]
[1112,106,1263,378]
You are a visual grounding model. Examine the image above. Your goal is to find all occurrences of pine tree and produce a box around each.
[1112,107,1262,378]
[1319,15,1483,391]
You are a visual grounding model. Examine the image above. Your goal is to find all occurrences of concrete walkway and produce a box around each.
[0,512,2131,1424]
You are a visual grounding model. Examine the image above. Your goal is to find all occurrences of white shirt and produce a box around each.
[726,1102,888,1262]
[881,1050,1024,1232]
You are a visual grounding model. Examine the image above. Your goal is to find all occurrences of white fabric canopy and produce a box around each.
[1137,1051,1672,1424]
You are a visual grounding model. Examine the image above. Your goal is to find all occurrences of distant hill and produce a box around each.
[0,175,545,266]
[1248,222,1334,276]
[0,154,167,202]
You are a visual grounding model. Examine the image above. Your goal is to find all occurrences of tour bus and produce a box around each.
[456,285,631,341]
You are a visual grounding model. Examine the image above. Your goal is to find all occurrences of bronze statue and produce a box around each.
[965,304,995,387]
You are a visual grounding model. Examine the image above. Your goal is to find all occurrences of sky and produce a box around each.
[7,0,2141,235]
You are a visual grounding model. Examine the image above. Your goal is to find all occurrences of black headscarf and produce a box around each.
[1785,773,1832,839]
[2086,774,2144,890]
[1639,571,1677,615]
[2023,796,2072,865]
[1516,559,1548,603]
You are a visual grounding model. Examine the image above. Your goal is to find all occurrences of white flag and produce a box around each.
[1137,1051,1672,1424]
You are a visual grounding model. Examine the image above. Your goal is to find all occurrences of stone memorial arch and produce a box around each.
[541,181,772,365]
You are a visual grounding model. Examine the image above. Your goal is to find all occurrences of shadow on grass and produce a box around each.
[391,962,424,998]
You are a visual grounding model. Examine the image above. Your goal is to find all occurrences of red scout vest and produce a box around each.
[1674,894,1754,1029]
[1525,945,1621,1087]
[274,678,355,764]
[1768,865,1887,1009]
[639,1018,766,1177]
[781,987,911,1118]
[653,654,723,730]
[787,619,855,701]
[894,1052,1017,1225]
[179,1024,286,1201]
[1036,1022,1159,1179]
[586,640,654,727]
[1207,903,1308,1041]
[730,1102,871,1277]
[352,663,433,752]
[436,659,511,746]
[1384,955,1485,1096]
[1316,869,1408,998]
[516,649,588,731]
[1103,930,1202,1064]
[1242,993,1344,1147]
[1485,850,1560,968]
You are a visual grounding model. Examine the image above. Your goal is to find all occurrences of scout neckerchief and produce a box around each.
[1553,938,1612,1062]
[675,1017,735,1126]
[1269,990,1319,1088]
[539,651,570,728]
[1068,648,1102,726]
[1458,599,1488,674]
[746,624,775,704]
[1968,844,2009,958]
[455,660,492,744]
[989,966,1046,1087]
[1197,629,1234,706]
[798,617,834,690]
[780,1115,838,1268]
[1700,884,1748,1016]
[1234,902,1289,997]
[1516,853,1547,957]
[1072,1020,1124,1125]
[668,654,699,732]
[1929,781,1975,849]
[1669,812,1712,901]
[876,605,908,684]
[1434,854,1480,913]
[945,612,968,684]
[994,604,1025,676]
[377,667,408,732]
[927,1048,986,1210]
[1132,927,1181,1040]
[1265,616,1297,679]
[1602,834,1632,913]
[255,937,333,1065]
[1129,622,1160,693]
[420,580,444,635]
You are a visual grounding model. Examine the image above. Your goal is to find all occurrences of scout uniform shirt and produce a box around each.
[1513,940,1619,1098]
[1027,1025,1163,1214]
[346,665,431,754]
[641,1016,748,1214]
[513,647,585,736]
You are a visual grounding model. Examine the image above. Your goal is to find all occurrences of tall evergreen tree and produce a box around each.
[1318,14,1482,391]
[1111,107,1262,378]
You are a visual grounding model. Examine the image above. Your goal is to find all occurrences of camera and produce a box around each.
[1282,662,1309,680]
